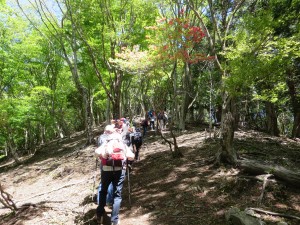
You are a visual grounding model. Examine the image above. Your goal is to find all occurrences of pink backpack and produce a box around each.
[102,140,126,167]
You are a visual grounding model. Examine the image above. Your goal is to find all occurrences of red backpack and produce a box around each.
[102,140,126,167]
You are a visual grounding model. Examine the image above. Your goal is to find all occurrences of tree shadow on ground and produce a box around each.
[0,125,108,175]
[2,127,298,225]
[75,129,300,225]
[119,136,300,225]
[0,202,53,225]
[0,132,88,174]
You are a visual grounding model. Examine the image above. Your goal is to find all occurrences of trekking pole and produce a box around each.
[127,161,132,207]
[92,158,98,201]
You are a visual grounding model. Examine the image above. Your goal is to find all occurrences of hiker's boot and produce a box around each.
[96,215,103,224]
[111,219,120,225]
[111,222,120,225]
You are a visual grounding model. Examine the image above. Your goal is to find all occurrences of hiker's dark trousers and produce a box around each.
[97,168,126,224]
[134,143,142,160]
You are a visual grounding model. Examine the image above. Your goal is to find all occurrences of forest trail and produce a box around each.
[1,126,300,225]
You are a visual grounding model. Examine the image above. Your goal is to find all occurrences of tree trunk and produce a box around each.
[6,134,20,164]
[171,62,179,128]
[286,72,300,138]
[84,90,94,144]
[40,124,46,144]
[292,112,300,138]
[239,158,300,187]
[24,129,28,152]
[106,97,111,124]
[111,70,123,119]
[219,92,237,165]
[57,112,71,138]
[178,62,192,130]
[159,122,183,158]
[265,101,280,136]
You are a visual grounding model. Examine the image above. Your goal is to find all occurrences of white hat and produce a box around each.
[104,124,115,133]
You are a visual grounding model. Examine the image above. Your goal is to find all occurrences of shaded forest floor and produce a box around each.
[0,124,300,225]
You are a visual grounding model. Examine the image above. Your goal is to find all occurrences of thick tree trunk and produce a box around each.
[6,135,20,164]
[239,158,300,187]
[179,62,192,130]
[112,99,120,119]
[219,92,237,165]
[184,63,194,125]
[111,70,123,119]
[292,112,300,138]
[286,72,300,138]
[265,101,280,136]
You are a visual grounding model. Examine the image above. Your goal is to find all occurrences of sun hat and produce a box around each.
[104,124,115,133]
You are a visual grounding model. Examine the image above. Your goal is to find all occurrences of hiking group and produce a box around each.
[94,117,143,225]
[140,109,168,136]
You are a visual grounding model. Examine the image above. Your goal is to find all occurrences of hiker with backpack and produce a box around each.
[131,128,143,160]
[140,118,148,137]
[148,111,156,131]
[123,126,135,170]
[157,111,164,130]
[163,110,168,130]
[96,125,115,206]
[95,125,135,225]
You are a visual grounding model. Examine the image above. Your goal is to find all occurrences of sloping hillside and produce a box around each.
[1,126,300,225]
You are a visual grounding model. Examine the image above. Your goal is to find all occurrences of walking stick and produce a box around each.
[127,161,132,207]
[92,158,98,201]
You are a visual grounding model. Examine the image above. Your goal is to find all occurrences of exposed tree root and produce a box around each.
[246,207,300,220]
[0,183,17,212]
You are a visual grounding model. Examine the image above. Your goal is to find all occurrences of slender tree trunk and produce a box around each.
[61,32,94,144]
[106,98,111,124]
[56,124,64,138]
[57,111,70,138]
[24,129,28,152]
[27,122,34,151]
[179,101,186,130]
[83,90,94,144]
[171,62,179,128]
[40,124,46,144]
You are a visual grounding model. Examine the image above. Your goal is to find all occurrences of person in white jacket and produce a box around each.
[95,125,134,225]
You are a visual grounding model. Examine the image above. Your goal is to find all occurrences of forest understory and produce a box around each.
[0,125,300,225]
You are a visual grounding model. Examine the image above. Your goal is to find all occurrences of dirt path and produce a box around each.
[1,129,300,225]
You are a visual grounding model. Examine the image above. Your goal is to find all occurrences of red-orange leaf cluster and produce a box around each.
[155,17,211,64]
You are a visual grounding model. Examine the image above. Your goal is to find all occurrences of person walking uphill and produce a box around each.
[95,126,135,225]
